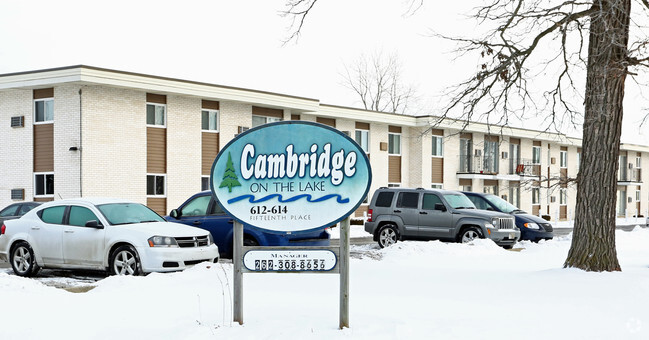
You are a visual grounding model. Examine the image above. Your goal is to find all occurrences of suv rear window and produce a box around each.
[396,192,419,209]
[375,192,395,207]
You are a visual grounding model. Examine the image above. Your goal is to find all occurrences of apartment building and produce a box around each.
[1,65,647,221]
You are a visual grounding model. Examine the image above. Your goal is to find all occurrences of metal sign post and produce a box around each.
[233,221,244,325]
[339,217,350,329]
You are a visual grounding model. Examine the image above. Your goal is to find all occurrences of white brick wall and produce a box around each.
[81,86,147,204]
[166,95,202,211]
[0,89,33,208]
[54,85,82,200]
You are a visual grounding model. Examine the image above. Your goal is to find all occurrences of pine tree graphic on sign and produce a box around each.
[220,152,242,193]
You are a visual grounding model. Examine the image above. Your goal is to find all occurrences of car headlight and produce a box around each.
[523,222,541,230]
[148,236,179,247]
[207,233,214,245]
[485,223,495,229]
[491,218,500,228]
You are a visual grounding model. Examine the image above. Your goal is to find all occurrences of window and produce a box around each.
[484,140,499,172]
[636,190,641,202]
[34,173,54,197]
[431,184,443,189]
[34,98,54,123]
[422,194,443,210]
[388,183,401,188]
[560,189,567,205]
[560,151,567,168]
[483,185,498,195]
[39,206,66,225]
[532,146,541,165]
[577,151,581,171]
[355,129,370,153]
[459,138,473,172]
[147,174,166,196]
[375,192,395,207]
[432,136,443,157]
[201,176,210,191]
[461,185,472,192]
[68,206,100,227]
[0,204,19,217]
[210,199,225,215]
[146,103,166,127]
[532,188,540,204]
[180,195,211,217]
[396,192,419,209]
[252,115,282,127]
[202,110,219,131]
[636,156,642,168]
[388,133,401,155]
[509,186,520,208]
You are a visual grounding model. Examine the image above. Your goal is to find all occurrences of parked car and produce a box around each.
[364,187,520,248]
[165,191,330,258]
[462,191,554,242]
[0,202,41,225]
[0,198,219,277]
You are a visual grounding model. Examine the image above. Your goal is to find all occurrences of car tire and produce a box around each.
[378,224,398,248]
[10,241,40,277]
[109,245,142,276]
[460,227,483,243]
[503,245,514,250]
[243,237,259,247]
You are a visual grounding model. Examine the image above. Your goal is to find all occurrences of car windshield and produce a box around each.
[484,194,520,213]
[442,194,475,209]
[97,203,165,225]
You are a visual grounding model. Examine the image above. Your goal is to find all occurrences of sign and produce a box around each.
[243,249,337,272]
[211,121,372,233]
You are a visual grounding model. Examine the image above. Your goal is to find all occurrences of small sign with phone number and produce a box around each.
[243,249,337,272]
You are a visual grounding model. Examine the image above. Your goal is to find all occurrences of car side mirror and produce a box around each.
[170,209,181,219]
[85,220,104,229]
[434,203,447,212]
[486,207,494,211]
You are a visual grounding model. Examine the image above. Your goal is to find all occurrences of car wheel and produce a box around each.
[110,245,142,276]
[10,241,40,277]
[460,227,483,243]
[243,237,259,247]
[378,224,398,248]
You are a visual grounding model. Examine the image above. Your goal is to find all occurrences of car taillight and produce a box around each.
[1,223,5,235]
[367,209,373,222]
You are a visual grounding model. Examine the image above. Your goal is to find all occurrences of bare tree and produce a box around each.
[281,0,649,272]
[341,51,417,113]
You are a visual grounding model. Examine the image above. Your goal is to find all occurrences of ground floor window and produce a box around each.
[388,183,401,188]
[147,174,166,197]
[34,173,54,197]
[431,183,443,189]
[509,186,520,208]
[532,188,540,205]
[483,185,498,195]
[201,176,210,191]
[461,185,472,192]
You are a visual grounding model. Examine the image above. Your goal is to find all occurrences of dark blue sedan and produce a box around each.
[165,191,330,258]
[462,191,554,242]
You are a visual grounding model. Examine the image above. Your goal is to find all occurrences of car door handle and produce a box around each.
[228,219,234,224]
[393,210,401,213]
[419,211,428,215]
[193,220,202,225]
[64,230,74,233]
[31,226,40,230]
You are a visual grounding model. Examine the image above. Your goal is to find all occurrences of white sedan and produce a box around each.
[0,198,219,276]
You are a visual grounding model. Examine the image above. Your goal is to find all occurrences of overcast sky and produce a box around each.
[0,0,647,143]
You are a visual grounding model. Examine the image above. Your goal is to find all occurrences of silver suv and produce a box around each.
[364,188,520,249]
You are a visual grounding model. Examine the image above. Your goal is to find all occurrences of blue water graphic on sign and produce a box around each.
[227,193,350,204]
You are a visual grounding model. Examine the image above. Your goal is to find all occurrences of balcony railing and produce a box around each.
[619,168,642,182]
[458,155,499,174]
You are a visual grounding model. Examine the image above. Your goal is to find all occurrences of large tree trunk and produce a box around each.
[564,0,631,271]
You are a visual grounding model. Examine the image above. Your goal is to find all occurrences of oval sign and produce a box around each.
[210,121,371,233]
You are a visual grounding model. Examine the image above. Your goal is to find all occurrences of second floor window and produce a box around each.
[355,129,370,153]
[202,110,219,131]
[147,103,166,127]
[560,189,567,205]
[34,98,54,123]
[532,146,541,164]
[252,115,282,127]
[432,136,443,157]
[560,151,567,168]
[388,133,401,155]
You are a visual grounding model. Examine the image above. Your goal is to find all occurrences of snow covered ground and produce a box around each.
[1,227,649,339]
